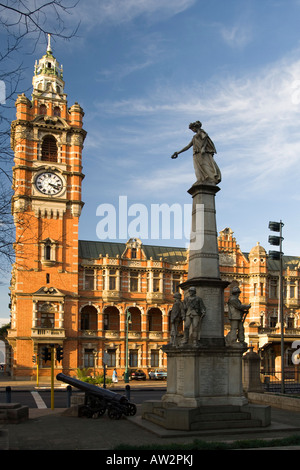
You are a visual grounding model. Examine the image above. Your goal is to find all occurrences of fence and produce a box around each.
[262,368,300,394]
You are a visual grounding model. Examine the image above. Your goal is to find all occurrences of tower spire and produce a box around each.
[47,33,52,54]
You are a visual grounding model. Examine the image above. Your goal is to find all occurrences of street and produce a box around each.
[0,387,165,409]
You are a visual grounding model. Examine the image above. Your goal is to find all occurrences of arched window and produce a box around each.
[45,244,51,260]
[41,135,57,162]
[103,306,120,331]
[39,104,47,115]
[148,308,162,331]
[80,305,98,331]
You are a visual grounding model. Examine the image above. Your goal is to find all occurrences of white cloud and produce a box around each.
[92,50,300,197]
[219,23,253,49]
[78,0,196,28]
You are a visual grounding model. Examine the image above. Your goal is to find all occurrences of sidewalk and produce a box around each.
[1,377,300,451]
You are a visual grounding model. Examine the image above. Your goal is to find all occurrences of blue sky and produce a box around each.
[1,0,300,323]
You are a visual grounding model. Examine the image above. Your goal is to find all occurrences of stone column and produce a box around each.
[181,183,229,347]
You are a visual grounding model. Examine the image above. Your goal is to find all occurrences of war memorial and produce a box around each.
[141,121,271,431]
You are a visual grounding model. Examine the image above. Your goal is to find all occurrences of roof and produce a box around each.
[267,255,300,272]
[78,240,187,265]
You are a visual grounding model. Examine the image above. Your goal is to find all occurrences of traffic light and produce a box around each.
[268,220,284,260]
[56,345,64,363]
[41,346,51,362]
[32,355,36,364]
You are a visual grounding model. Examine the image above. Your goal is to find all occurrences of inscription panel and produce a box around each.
[198,355,228,396]
[198,287,223,338]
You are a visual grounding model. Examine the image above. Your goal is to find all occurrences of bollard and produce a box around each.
[66,385,72,408]
[125,384,130,401]
[5,386,11,403]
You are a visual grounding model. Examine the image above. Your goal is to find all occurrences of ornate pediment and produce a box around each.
[32,286,65,300]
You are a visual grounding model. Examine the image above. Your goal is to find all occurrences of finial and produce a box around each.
[47,34,52,53]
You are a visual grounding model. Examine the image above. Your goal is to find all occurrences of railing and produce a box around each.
[31,328,65,338]
[262,368,300,394]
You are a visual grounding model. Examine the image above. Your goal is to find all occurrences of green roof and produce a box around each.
[78,240,187,264]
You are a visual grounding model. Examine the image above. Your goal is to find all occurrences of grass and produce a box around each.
[114,433,300,450]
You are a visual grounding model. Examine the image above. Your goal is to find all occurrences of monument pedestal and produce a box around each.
[161,344,247,408]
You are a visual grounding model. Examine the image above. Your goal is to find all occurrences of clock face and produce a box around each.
[35,172,63,195]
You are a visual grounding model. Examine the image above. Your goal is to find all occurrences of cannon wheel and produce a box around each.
[79,405,93,418]
[124,403,137,416]
[108,406,122,420]
[92,406,106,419]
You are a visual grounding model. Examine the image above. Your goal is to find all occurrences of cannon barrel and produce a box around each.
[56,373,128,404]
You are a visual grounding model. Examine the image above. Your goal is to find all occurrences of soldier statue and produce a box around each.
[225,286,251,347]
[169,292,185,347]
[182,286,206,346]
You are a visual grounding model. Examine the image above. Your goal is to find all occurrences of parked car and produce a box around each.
[129,369,146,380]
[148,369,167,380]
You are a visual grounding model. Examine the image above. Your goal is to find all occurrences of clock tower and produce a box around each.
[8,36,86,378]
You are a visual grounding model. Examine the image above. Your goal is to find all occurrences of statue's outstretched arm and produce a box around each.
[171,140,193,159]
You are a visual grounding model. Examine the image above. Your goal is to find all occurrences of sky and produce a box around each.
[1,0,300,324]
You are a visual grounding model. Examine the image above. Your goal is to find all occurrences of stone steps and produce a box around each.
[143,404,263,431]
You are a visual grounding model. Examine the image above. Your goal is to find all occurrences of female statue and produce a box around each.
[171,121,221,185]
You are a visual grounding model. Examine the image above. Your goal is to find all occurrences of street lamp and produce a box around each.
[124,309,132,383]
[268,220,285,393]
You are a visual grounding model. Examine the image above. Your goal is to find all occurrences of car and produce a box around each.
[129,369,146,380]
[148,369,167,380]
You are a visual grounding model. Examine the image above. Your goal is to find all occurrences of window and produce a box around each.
[129,350,138,368]
[41,135,57,162]
[130,272,139,292]
[270,315,277,328]
[40,303,55,328]
[172,273,181,293]
[254,283,257,296]
[148,308,162,331]
[84,270,95,290]
[290,282,296,299]
[287,317,294,329]
[151,350,159,368]
[260,283,264,296]
[80,305,97,330]
[45,244,51,261]
[109,270,116,290]
[39,104,47,115]
[84,349,95,368]
[106,349,116,367]
[53,106,60,117]
[153,273,160,292]
[270,279,278,298]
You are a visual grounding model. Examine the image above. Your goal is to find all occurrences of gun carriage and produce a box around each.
[56,373,137,420]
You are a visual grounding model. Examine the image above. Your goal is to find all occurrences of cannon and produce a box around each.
[56,373,137,420]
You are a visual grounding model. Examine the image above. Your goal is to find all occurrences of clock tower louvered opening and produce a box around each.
[41,135,57,162]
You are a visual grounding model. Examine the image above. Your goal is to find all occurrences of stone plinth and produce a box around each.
[0,403,29,423]
[162,344,247,408]
[242,348,264,393]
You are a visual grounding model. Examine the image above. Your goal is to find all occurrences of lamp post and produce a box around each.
[268,220,285,393]
[124,309,131,383]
